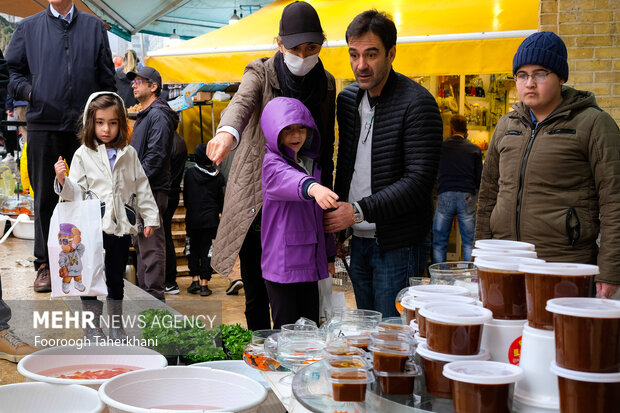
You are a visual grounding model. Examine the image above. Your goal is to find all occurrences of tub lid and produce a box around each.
[443,360,524,384]
[401,295,418,311]
[374,362,420,377]
[475,256,544,271]
[475,239,536,251]
[550,361,620,382]
[485,318,527,327]
[326,365,375,384]
[518,262,600,276]
[472,248,538,258]
[377,322,414,334]
[411,294,476,309]
[546,297,620,319]
[409,284,471,297]
[418,303,493,325]
[416,342,489,362]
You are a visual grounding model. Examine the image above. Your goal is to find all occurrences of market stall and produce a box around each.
[147,0,538,151]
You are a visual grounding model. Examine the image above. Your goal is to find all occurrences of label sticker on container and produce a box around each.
[508,336,522,365]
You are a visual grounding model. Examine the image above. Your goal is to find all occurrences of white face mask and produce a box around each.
[283,51,319,77]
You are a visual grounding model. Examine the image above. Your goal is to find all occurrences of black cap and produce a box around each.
[126,66,162,87]
[279,1,324,49]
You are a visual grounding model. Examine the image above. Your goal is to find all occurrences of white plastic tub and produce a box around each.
[0,382,103,412]
[99,366,268,412]
[18,344,167,389]
[514,324,559,410]
[0,214,8,237]
[480,317,526,365]
[12,213,34,239]
[475,239,536,251]
[193,359,269,389]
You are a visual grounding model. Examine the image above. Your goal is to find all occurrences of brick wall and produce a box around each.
[539,0,619,124]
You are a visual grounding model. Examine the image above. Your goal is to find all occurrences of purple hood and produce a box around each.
[259,97,334,284]
[261,97,321,162]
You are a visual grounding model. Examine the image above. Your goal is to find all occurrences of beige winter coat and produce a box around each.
[211,56,335,276]
[476,86,620,285]
[56,143,160,237]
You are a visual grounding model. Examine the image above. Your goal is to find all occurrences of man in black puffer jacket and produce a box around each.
[129,66,179,301]
[6,1,115,293]
[324,10,442,317]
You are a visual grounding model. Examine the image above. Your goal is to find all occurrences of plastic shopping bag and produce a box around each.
[47,199,106,297]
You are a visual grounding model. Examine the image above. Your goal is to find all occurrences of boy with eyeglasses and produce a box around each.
[475,31,620,299]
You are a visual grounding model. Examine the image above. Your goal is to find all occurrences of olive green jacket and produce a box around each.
[475,86,620,285]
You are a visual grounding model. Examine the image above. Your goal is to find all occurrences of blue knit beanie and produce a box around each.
[513,31,568,81]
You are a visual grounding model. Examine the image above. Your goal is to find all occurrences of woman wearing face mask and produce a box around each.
[206,1,335,330]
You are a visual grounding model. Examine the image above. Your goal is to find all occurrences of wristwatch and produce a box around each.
[352,203,363,224]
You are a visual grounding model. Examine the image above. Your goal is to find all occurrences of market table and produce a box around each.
[262,363,456,413]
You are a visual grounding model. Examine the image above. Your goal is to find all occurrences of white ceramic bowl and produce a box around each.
[99,366,268,412]
[0,382,103,413]
[18,344,167,389]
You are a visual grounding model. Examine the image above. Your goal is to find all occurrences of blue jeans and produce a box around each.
[349,236,426,318]
[432,191,477,263]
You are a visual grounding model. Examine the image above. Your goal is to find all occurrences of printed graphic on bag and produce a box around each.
[57,223,86,294]
[48,199,106,298]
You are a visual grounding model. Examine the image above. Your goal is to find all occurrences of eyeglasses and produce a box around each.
[58,238,71,246]
[131,79,144,86]
[515,71,552,84]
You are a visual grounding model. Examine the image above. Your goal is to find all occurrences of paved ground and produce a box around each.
[0,236,356,385]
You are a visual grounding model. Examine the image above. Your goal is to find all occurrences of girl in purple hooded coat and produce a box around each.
[260,97,338,328]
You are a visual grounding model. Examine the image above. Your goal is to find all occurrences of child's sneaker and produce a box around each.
[74,280,86,292]
[165,283,180,295]
[200,285,212,297]
[0,329,37,363]
[62,282,70,294]
[187,280,200,294]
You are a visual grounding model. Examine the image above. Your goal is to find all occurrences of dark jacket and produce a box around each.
[0,50,7,111]
[335,69,443,252]
[5,8,115,132]
[131,98,179,193]
[476,86,620,285]
[114,68,138,108]
[169,132,188,197]
[437,135,483,195]
[183,166,225,229]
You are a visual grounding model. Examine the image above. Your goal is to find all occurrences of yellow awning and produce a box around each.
[147,0,539,83]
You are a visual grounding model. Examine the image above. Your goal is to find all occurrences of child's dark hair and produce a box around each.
[79,94,130,150]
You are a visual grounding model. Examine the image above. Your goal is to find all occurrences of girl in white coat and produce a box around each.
[54,92,159,340]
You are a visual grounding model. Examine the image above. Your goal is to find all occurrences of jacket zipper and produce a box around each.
[515,119,541,241]
[514,114,560,240]
[63,23,73,112]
